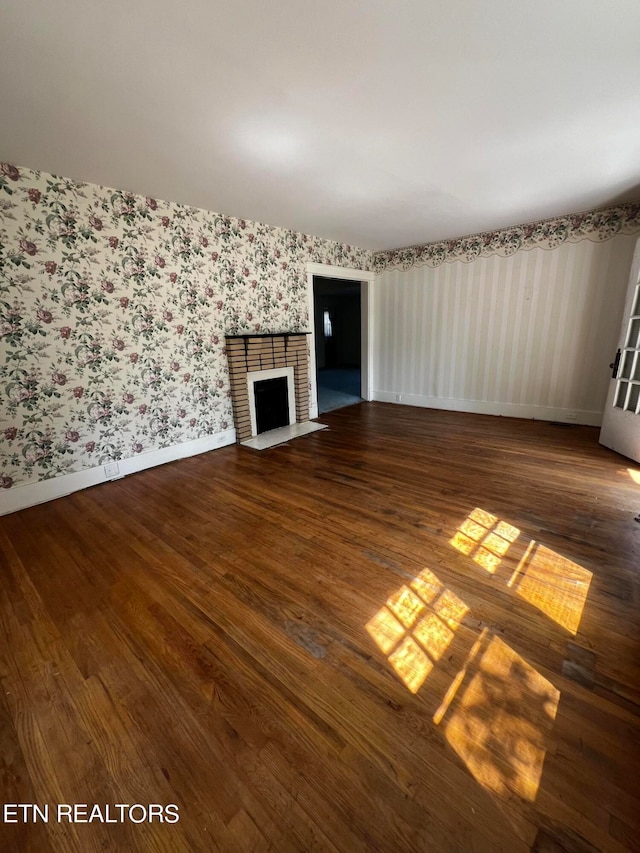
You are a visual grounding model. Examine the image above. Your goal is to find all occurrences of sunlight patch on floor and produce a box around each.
[450,508,520,574]
[450,508,591,635]
[627,467,640,485]
[441,634,560,802]
[366,568,468,694]
[512,544,592,635]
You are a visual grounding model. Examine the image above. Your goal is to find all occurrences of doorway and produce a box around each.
[314,276,362,413]
[305,262,374,420]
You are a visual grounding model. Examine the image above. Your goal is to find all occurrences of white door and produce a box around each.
[599,238,640,463]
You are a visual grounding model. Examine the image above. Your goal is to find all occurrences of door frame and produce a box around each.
[599,236,640,462]
[306,262,375,419]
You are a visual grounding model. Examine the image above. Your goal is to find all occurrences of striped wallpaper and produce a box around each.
[373,234,638,425]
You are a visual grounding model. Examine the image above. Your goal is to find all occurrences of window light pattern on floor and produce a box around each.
[450,508,520,573]
[451,508,592,635]
[510,542,592,635]
[366,568,468,694]
[440,633,560,803]
[366,507,592,813]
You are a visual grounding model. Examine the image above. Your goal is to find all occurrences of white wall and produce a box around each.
[373,235,637,425]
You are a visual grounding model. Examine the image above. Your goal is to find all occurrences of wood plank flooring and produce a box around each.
[0,402,639,852]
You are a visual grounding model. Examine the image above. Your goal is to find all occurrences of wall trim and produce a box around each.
[372,391,602,427]
[306,262,375,282]
[373,202,640,272]
[0,428,236,516]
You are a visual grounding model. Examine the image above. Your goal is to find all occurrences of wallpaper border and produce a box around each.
[373,202,640,272]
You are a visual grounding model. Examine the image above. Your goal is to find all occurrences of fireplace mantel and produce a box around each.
[225,332,311,338]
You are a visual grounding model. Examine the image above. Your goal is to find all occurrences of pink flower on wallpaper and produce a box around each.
[52,372,67,386]
[254,323,261,332]
[170,361,180,371]
[238,219,246,229]
[109,236,119,249]
[161,216,170,227]
[85,441,96,452]
[156,256,166,268]
[45,261,57,274]
[4,427,17,440]
[163,310,173,321]
[65,430,79,443]
[216,301,223,310]
[20,239,37,256]
[246,312,253,321]
[169,272,177,283]
[123,392,134,404]
[277,292,283,301]
[212,335,219,345]
[251,280,257,289]
[146,197,158,210]
[37,308,53,324]
[133,442,143,453]
[120,296,129,309]
[28,189,41,203]
[72,386,84,398]
[89,215,103,231]
[1,163,19,180]
[221,421,228,430]
[275,249,281,258]
[216,378,224,388]
[242,267,249,277]
[205,287,214,298]
[189,418,196,427]
[177,409,186,418]
[210,252,219,262]
[200,236,209,247]
[183,373,191,383]
[281,262,288,270]
[101,280,115,293]
[248,234,255,243]
[176,325,184,335]
[138,404,147,414]
[113,339,125,351]
[0,476,13,489]
[130,352,139,363]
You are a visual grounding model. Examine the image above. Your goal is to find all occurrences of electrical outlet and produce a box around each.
[104,462,120,479]
[396,394,402,403]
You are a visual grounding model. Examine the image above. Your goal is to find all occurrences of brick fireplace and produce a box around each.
[225,333,311,442]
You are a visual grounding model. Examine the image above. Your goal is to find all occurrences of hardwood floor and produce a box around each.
[1,402,639,852]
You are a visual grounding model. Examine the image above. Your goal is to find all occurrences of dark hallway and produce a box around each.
[314,277,362,413]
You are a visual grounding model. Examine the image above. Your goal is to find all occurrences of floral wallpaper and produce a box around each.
[0,163,372,490]
[373,202,640,272]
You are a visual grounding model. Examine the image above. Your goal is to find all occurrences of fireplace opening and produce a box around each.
[254,376,290,434]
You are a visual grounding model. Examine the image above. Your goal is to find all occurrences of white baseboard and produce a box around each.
[0,429,237,516]
[372,391,602,426]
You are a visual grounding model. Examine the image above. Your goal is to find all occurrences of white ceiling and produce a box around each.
[1,0,639,251]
